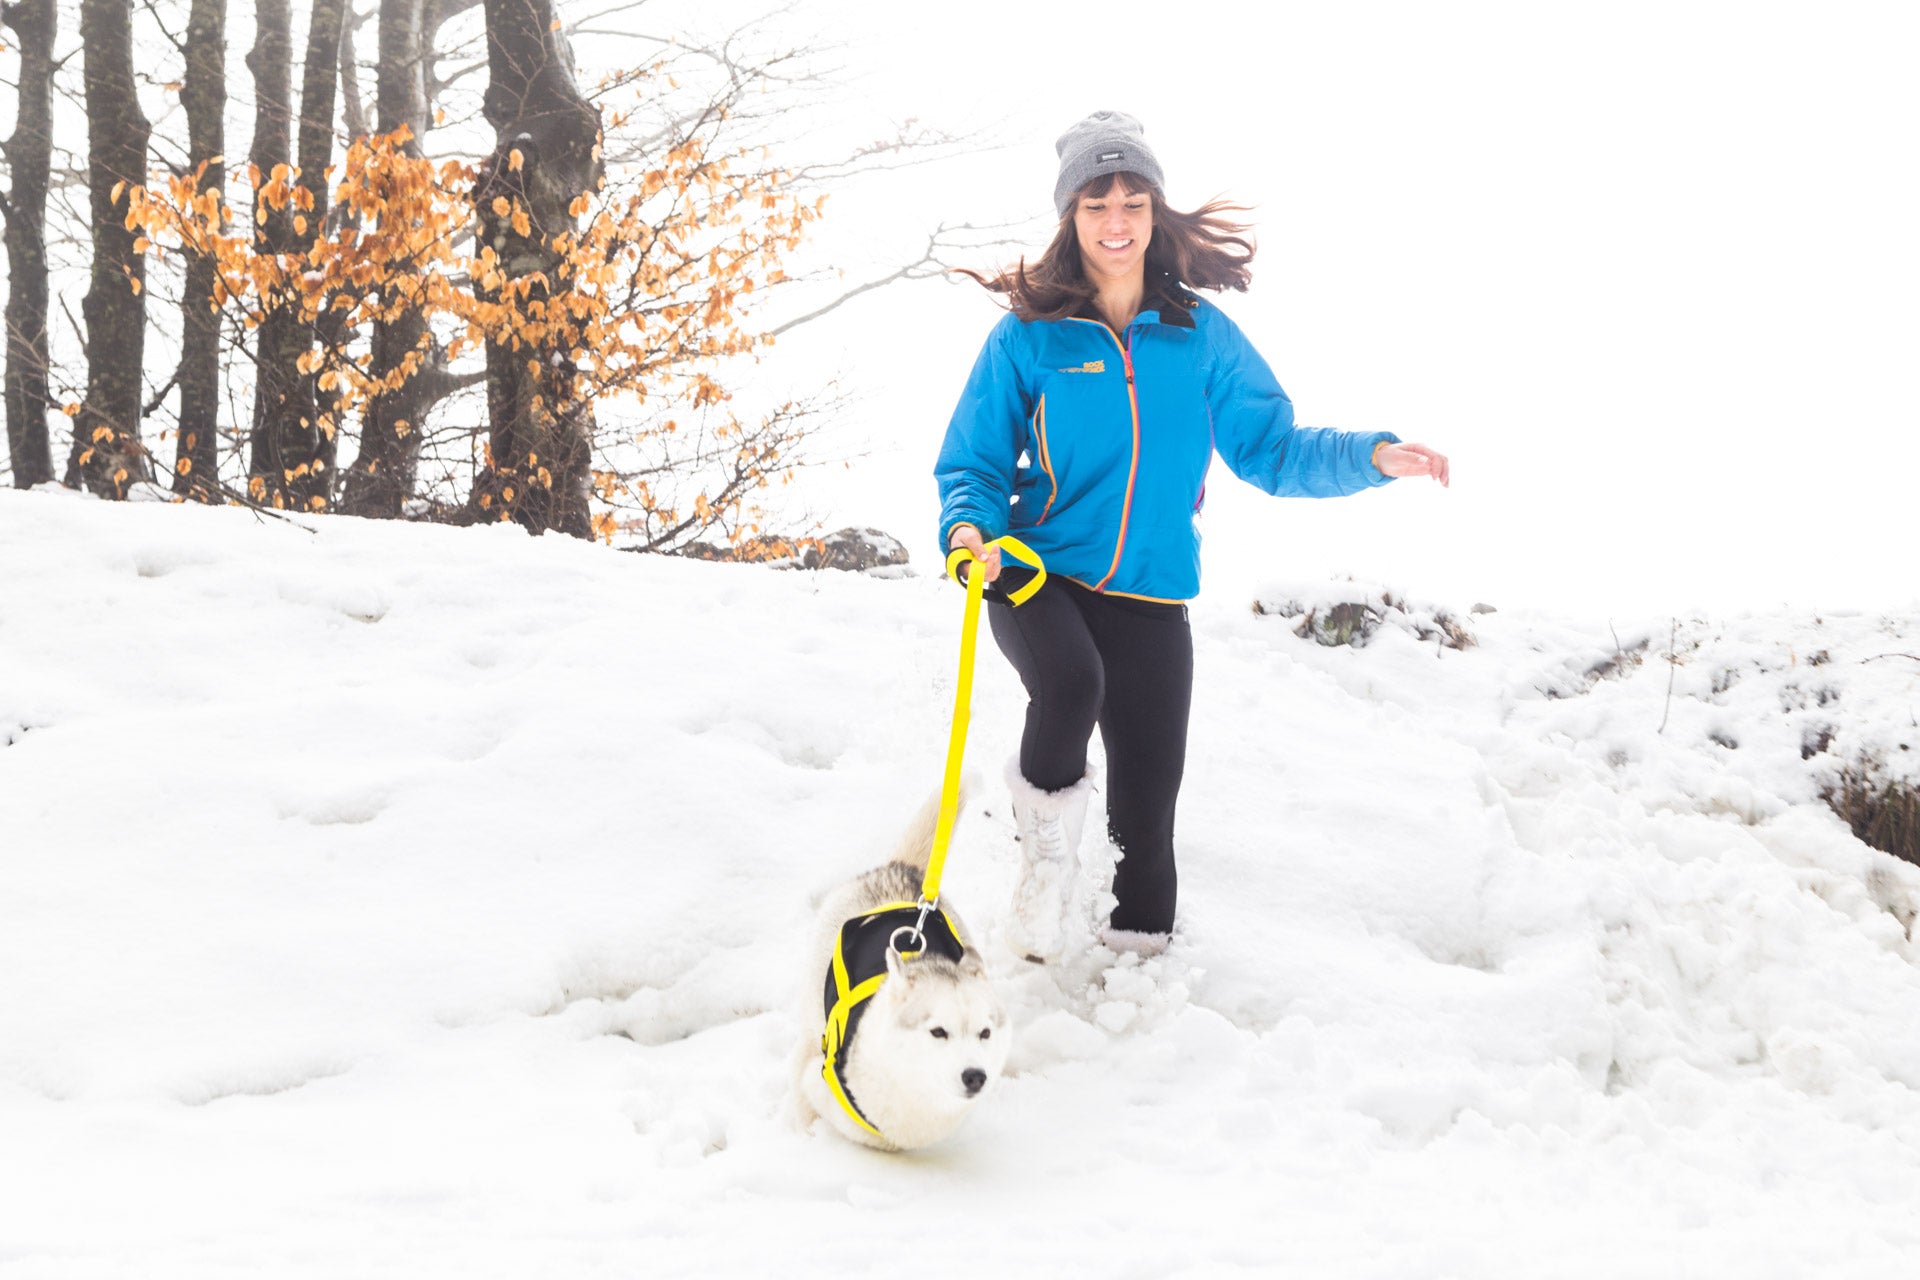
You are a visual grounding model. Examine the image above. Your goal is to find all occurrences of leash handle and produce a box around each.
[943,534,1046,605]
[923,536,1045,905]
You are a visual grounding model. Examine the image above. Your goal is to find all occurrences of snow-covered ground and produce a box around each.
[4,486,1920,1278]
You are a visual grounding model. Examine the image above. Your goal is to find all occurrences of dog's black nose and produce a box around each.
[962,1068,987,1096]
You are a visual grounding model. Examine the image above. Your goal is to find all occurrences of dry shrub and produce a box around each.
[677,534,823,566]
[1825,765,1920,868]
[1253,588,1475,651]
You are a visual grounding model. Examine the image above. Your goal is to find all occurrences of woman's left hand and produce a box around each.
[1376,443,1450,487]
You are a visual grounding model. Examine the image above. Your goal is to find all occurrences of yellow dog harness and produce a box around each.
[819,902,967,1140]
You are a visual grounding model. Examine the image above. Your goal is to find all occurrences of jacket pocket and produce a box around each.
[1134,373,1213,507]
[1037,372,1134,511]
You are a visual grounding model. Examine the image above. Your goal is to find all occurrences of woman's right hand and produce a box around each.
[948,525,1003,583]
[1375,442,1451,487]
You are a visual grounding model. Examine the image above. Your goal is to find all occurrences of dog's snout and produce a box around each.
[962,1067,987,1096]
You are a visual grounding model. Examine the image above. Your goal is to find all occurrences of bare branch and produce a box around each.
[416,361,487,406]
[425,0,481,40]
[429,52,487,99]
[137,0,187,54]
[142,362,182,417]
[767,220,1031,337]
[59,291,87,362]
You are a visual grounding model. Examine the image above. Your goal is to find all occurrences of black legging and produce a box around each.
[987,571,1193,935]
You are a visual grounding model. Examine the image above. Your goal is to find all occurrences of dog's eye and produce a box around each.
[979,1027,992,1041]
[930,1028,948,1040]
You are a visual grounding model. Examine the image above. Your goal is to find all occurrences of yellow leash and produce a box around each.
[918,536,1046,919]
[818,538,1045,1144]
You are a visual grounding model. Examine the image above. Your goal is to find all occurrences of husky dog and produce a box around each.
[792,789,1009,1152]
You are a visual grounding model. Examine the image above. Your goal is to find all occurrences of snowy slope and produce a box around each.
[4,486,1920,1279]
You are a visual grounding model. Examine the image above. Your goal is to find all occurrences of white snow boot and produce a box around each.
[1098,927,1170,958]
[1004,759,1094,961]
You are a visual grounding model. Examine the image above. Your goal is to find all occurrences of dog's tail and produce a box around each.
[888,775,971,872]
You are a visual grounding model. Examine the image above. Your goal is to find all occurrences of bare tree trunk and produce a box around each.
[296,0,346,284]
[246,0,293,251]
[338,5,369,141]
[244,0,349,511]
[468,0,602,537]
[173,0,225,500]
[2,0,57,489]
[339,0,432,518]
[298,0,350,508]
[378,0,431,142]
[71,0,152,498]
[245,0,318,508]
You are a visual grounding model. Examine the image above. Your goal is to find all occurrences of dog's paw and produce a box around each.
[787,1050,830,1130]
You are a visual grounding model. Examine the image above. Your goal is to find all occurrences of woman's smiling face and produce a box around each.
[1073,175,1152,286]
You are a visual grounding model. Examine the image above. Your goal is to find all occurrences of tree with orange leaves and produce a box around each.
[107,0,1025,558]
[130,89,819,547]
[465,0,604,537]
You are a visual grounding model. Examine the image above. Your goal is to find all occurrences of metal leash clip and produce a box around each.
[888,919,927,960]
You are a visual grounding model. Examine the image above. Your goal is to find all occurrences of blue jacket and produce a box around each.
[934,287,1399,601]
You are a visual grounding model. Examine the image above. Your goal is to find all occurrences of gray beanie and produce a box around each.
[1053,110,1165,219]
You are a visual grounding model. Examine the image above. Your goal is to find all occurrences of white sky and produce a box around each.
[746,0,1919,616]
[4,1,1910,616]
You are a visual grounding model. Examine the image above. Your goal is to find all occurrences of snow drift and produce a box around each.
[4,486,1919,1278]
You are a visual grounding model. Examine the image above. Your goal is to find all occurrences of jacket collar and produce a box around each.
[1142,273,1201,329]
[1074,272,1199,332]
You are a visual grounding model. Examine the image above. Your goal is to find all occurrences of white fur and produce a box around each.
[791,786,1009,1152]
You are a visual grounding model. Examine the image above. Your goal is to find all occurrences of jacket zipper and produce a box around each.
[1071,320,1140,593]
[1032,395,1058,525]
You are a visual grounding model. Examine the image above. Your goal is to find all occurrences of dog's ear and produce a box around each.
[885,945,909,984]
[958,948,986,977]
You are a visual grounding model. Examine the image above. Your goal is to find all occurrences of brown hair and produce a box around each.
[962,172,1256,322]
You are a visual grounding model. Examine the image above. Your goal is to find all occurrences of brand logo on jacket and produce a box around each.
[1057,360,1105,374]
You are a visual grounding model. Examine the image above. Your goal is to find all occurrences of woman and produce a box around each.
[935,110,1449,961]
